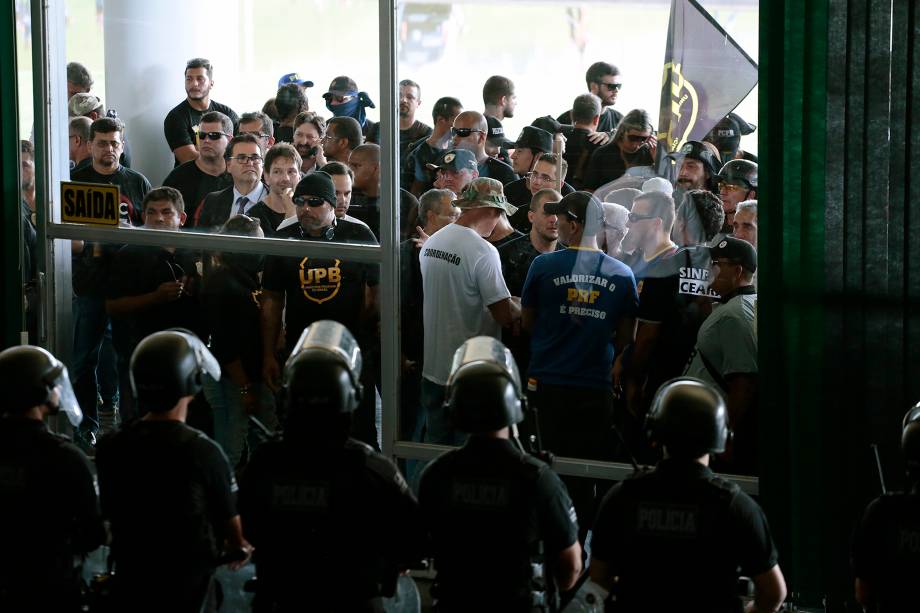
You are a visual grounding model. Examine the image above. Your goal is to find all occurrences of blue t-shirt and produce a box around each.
[522,247,639,388]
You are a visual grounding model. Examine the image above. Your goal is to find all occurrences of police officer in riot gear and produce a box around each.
[853,402,920,610]
[418,336,582,612]
[590,378,786,613]
[239,321,423,612]
[96,329,251,612]
[0,345,105,612]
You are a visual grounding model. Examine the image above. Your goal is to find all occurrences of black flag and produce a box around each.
[657,0,758,153]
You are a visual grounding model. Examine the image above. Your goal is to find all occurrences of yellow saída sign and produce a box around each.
[61,181,121,226]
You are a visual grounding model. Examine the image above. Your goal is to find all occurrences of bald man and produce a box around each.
[450,110,517,185]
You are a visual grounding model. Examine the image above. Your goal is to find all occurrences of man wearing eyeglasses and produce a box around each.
[684,237,758,472]
[521,191,638,535]
[716,160,758,234]
[557,62,625,136]
[163,111,234,228]
[450,110,517,186]
[164,57,239,166]
[260,172,380,446]
[238,111,276,153]
[194,134,267,231]
[506,153,574,230]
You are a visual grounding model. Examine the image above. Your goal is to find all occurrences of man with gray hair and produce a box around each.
[69,116,93,172]
[419,178,521,445]
[601,201,630,260]
[564,93,604,190]
[732,200,758,248]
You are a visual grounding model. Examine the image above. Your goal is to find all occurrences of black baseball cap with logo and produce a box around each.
[426,149,477,172]
[508,126,553,153]
[544,191,604,228]
[708,236,757,273]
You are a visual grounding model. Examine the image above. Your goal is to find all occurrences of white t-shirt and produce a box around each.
[420,223,511,385]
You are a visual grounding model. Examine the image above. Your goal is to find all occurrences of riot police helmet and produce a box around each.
[645,377,729,458]
[902,402,920,482]
[445,336,524,433]
[282,320,363,417]
[717,159,758,190]
[0,345,82,426]
[130,329,220,413]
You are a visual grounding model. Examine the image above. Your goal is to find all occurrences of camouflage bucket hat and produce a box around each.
[453,177,518,217]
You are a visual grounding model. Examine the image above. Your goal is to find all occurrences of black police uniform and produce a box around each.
[95,420,238,611]
[592,458,778,613]
[240,437,423,612]
[0,418,105,611]
[852,488,920,611]
[419,437,579,612]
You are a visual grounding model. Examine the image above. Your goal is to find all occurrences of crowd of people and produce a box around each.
[16,53,868,612]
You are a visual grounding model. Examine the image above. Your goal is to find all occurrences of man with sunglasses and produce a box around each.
[194,133,268,231]
[684,237,758,473]
[521,191,638,536]
[582,109,657,192]
[450,110,517,186]
[557,62,625,137]
[323,75,377,143]
[261,172,380,447]
[163,111,234,227]
[164,57,238,166]
[716,159,758,234]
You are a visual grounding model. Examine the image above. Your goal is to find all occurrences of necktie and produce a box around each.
[235,196,249,216]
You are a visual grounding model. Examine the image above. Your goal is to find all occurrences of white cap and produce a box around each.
[642,176,674,196]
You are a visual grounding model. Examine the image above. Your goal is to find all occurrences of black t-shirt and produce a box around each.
[163,99,239,165]
[418,437,578,610]
[349,189,419,241]
[852,490,920,611]
[201,265,263,381]
[246,201,286,236]
[478,156,518,185]
[407,139,442,194]
[563,128,601,191]
[400,238,424,363]
[556,106,623,133]
[70,164,152,226]
[239,437,422,605]
[582,140,628,191]
[96,420,237,575]
[635,246,717,397]
[262,219,379,351]
[489,228,525,251]
[0,419,105,593]
[162,161,232,226]
[273,123,294,144]
[106,244,206,354]
[592,459,778,613]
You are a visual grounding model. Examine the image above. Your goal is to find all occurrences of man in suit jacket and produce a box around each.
[194,133,268,231]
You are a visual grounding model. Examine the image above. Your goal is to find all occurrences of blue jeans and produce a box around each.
[202,374,278,468]
[72,295,119,433]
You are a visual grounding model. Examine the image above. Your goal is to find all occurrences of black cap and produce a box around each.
[676,140,722,174]
[294,171,336,206]
[544,191,604,227]
[485,115,513,147]
[531,115,573,137]
[508,125,553,153]
[323,76,358,99]
[709,236,757,273]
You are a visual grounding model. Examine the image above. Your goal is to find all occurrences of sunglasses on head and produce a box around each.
[198,131,229,141]
[451,127,484,138]
[293,195,327,208]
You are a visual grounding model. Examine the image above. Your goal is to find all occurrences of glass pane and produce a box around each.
[394,0,760,481]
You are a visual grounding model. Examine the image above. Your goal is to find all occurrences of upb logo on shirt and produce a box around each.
[299,258,342,304]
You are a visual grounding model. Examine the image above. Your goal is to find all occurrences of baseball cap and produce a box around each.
[544,191,604,228]
[673,140,721,175]
[294,171,336,207]
[531,115,573,137]
[426,149,477,173]
[324,76,358,98]
[709,236,757,273]
[485,115,514,148]
[68,93,103,117]
[507,126,553,153]
[642,177,674,196]
[453,177,518,217]
[278,73,314,89]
